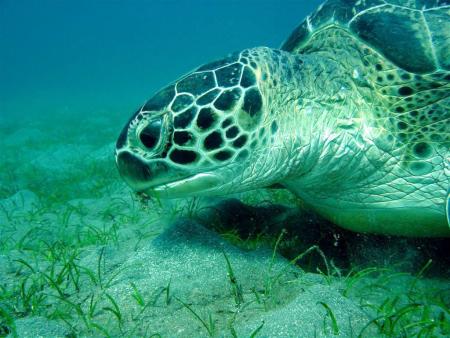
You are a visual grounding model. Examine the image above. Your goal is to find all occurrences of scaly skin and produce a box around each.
[116,47,449,237]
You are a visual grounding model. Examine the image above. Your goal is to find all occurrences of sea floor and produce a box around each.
[0,112,449,337]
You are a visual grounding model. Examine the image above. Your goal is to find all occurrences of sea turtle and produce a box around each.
[115,0,450,237]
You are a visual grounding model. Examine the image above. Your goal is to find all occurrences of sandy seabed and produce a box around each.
[0,112,449,337]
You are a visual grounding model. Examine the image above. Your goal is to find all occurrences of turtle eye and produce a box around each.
[139,118,162,149]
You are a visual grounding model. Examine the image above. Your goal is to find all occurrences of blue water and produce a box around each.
[1,2,450,337]
[0,0,322,121]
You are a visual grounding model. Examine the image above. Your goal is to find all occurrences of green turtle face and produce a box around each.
[116,50,270,198]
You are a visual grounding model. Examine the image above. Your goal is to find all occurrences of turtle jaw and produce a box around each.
[144,172,224,198]
[116,150,225,198]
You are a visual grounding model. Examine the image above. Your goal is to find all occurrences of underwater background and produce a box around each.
[0,0,449,337]
[1,0,321,122]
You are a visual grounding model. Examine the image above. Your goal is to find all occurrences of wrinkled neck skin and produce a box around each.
[216,47,373,195]
[237,47,448,237]
[244,48,372,193]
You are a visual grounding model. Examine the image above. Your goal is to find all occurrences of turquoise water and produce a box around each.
[1,1,449,337]
[1,0,321,120]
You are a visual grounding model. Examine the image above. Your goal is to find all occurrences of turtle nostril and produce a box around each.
[139,119,162,149]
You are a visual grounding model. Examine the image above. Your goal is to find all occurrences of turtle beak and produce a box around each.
[115,151,169,192]
[115,150,223,197]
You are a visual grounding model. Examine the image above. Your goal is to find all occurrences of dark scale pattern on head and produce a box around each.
[173,131,194,146]
[215,63,243,87]
[204,131,223,150]
[177,72,216,96]
[226,126,239,139]
[240,67,256,88]
[243,88,263,117]
[197,89,221,106]
[221,118,233,128]
[214,150,233,161]
[169,149,198,165]
[232,135,247,148]
[214,88,241,111]
[142,85,175,112]
[196,108,218,130]
[171,94,194,113]
[174,107,197,129]
[236,87,264,132]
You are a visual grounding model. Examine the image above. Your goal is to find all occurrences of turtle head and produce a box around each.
[116,48,284,198]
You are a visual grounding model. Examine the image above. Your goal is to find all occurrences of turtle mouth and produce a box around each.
[143,172,223,198]
[116,150,225,198]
